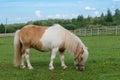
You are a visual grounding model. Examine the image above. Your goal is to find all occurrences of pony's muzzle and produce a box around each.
[76,65,85,71]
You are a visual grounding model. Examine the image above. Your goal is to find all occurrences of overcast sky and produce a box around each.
[0,0,120,24]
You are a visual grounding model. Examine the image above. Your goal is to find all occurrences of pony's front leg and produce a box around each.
[25,48,33,70]
[60,52,67,70]
[49,48,58,70]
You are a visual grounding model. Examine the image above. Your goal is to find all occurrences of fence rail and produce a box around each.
[74,26,120,36]
[0,33,14,37]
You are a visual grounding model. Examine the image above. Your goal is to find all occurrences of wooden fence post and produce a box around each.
[91,28,93,36]
[97,28,100,36]
[116,26,118,36]
[85,28,87,36]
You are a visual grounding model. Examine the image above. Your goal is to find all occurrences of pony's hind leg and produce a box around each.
[25,48,33,70]
[59,51,67,70]
[20,53,26,69]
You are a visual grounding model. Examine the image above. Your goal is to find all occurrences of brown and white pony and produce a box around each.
[14,24,88,71]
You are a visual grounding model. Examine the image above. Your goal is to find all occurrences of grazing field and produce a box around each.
[0,36,120,80]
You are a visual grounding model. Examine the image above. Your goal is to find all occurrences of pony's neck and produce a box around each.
[64,30,83,53]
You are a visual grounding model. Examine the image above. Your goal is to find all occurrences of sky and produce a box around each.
[0,0,120,24]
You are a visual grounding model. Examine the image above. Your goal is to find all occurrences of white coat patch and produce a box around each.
[40,25,64,50]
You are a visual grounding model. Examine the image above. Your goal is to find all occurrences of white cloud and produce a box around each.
[35,10,42,18]
[16,17,26,20]
[16,16,33,21]
[47,14,68,19]
[85,6,96,11]
[16,17,22,20]
[94,11,100,17]
[71,14,78,18]
[85,6,91,10]
[47,14,79,19]
[55,14,61,18]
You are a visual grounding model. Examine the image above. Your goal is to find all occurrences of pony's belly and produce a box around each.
[40,42,60,51]
[32,46,50,52]
[40,46,51,51]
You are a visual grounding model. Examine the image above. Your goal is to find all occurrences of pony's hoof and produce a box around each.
[63,66,68,70]
[28,66,33,70]
[49,66,54,71]
[20,65,26,69]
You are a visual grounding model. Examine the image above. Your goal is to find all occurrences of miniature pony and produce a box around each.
[14,24,88,71]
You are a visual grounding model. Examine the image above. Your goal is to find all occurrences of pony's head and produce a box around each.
[74,45,88,71]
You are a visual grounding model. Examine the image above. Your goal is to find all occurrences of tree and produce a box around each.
[99,12,105,25]
[114,9,120,16]
[64,23,76,30]
[113,9,120,25]
[0,23,5,33]
[105,9,113,22]
[101,12,104,18]
[77,15,84,22]
[86,16,93,25]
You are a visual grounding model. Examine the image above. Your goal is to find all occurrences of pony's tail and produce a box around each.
[14,30,22,67]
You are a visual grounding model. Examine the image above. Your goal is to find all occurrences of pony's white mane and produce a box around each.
[52,24,86,53]
[64,28,85,53]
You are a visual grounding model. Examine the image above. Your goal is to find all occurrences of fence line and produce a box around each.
[0,26,120,37]
[74,26,120,36]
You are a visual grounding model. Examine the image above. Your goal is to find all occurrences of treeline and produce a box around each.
[0,23,26,33]
[0,9,120,33]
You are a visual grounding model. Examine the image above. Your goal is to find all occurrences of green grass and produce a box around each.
[0,36,120,80]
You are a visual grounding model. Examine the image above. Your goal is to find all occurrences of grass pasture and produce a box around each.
[0,36,120,80]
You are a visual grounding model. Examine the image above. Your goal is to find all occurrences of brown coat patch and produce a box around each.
[19,25,48,50]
